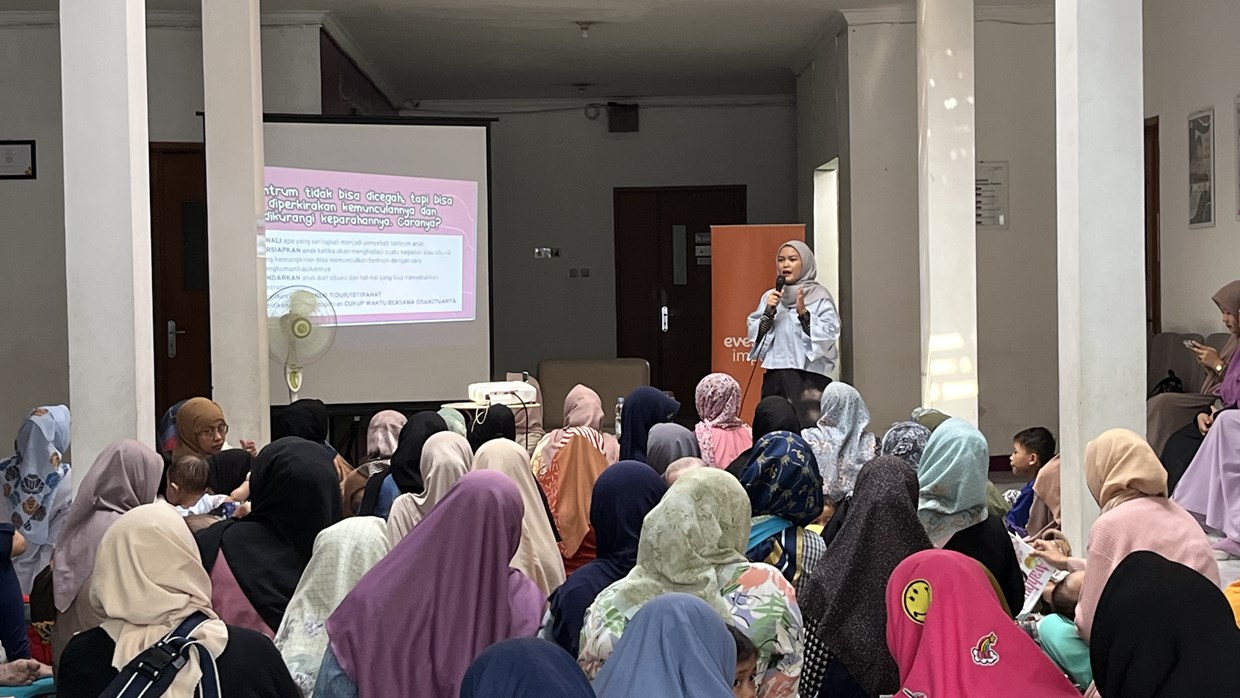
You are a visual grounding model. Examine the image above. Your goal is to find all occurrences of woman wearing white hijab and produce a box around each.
[801,382,877,504]
[746,241,841,427]
[385,432,473,545]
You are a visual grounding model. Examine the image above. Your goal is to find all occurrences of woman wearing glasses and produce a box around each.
[173,397,258,461]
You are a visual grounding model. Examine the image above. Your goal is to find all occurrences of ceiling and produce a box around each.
[8,0,1048,103]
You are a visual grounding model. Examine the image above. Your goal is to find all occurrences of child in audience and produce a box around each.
[165,455,232,517]
[1006,427,1056,535]
[730,625,758,698]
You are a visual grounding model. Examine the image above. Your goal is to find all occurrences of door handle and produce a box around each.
[167,320,187,359]
[660,306,669,333]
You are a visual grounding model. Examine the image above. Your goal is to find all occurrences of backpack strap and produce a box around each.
[100,612,221,698]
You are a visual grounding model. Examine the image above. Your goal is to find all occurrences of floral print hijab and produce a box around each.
[2,405,71,545]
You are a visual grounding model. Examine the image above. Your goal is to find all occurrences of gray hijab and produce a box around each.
[777,240,833,307]
[646,423,701,476]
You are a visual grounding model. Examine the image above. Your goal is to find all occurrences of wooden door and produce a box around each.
[1145,117,1162,336]
[150,144,213,417]
[614,186,747,422]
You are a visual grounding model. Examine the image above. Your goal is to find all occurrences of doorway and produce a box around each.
[614,186,747,423]
[1144,117,1162,336]
[150,143,213,417]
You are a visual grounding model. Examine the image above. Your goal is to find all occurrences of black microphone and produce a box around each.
[775,275,786,293]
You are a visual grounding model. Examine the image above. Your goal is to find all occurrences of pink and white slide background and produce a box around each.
[264,165,478,325]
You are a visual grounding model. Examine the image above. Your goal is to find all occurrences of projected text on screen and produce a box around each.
[263,166,478,326]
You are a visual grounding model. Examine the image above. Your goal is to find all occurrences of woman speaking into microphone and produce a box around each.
[746,240,841,425]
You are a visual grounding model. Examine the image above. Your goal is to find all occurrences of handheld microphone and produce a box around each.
[775,275,786,293]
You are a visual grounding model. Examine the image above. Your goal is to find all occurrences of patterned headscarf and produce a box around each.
[801,382,876,502]
[2,405,71,545]
[694,373,749,468]
[609,468,751,619]
[881,421,932,470]
[740,432,824,527]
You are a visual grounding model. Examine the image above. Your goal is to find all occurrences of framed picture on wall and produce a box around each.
[1189,108,1214,229]
[0,140,35,180]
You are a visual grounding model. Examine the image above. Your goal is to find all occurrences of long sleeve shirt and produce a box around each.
[747,295,840,376]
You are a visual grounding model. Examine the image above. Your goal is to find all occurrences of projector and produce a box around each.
[468,381,538,406]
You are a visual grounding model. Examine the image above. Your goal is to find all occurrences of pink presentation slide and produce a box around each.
[263,166,478,326]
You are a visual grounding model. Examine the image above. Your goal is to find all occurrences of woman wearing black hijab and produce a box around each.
[467,404,517,452]
[195,437,342,635]
[1090,550,1240,697]
[618,386,680,463]
[207,449,253,499]
[357,412,448,517]
[725,396,801,476]
[272,398,352,481]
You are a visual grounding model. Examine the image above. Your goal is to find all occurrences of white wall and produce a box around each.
[795,15,1059,453]
[413,99,799,376]
[1145,0,1240,335]
[0,20,321,429]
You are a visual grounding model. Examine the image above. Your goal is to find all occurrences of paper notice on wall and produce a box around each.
[1011,533,1057,618]
[976,161,1010,230]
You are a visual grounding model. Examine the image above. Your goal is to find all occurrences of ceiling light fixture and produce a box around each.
[576,21,593,39]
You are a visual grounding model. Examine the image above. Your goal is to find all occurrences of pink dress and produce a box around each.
[209,554,274,639]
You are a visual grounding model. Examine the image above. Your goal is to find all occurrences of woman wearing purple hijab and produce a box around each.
[316,470,545,698]
[1172,330,1240,559]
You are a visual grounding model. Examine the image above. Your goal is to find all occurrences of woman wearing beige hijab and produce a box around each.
[531,385,620,479]
[473,439,566,595]
[1031,429,1217,642]
[57,503,298,697]
[386,432,473,545]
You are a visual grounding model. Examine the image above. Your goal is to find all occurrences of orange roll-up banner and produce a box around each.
[711,224,806,423]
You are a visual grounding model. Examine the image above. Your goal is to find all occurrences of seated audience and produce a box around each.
[1026,454,1062,537]
[57,503,298,698]
[1089,550,1240,697]
[1033,429,1218,643]
[207,448,253,503]
[318,471,544,698]
[664,456,706,485]
[357,412,448,518]
[738,432,825,591]
[592,594,736,698]
[800,456,931,698]
[174,397,256,462]
[273,517,389,696]
[917,418,1023,615]
[157,399,187,456]
[386,432,473,545]
[437,407,467,437]
[52,440,162,666]
[646,423,701,476]
[273,398,352,481]
[340,410,406,515]
[801,382,876,507]
[579,469,802,698]
[196,437,341,639]
[618,386,680,463]
[0,523,40,670]
[473,438,565,595]
[1005,427,1057,536]
[725,397,800,476]
[730,626,759,698]
[694,373,752,469]
[1173,367,1240,558]
[0,405,73,594]
[545,461,665,656]
[532,385,620,475]
[460,638,595,698]
[537,425,612,575]
[1149,280,1240,456]
[885,549,1078,697]
[467,403,517,452]
[166,454,231,517]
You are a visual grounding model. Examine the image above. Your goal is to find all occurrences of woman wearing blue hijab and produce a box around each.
[592,593,735,698]
[461,638,594,698]
[618,387,680,463]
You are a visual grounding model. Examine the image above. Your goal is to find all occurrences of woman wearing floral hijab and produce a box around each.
[1,405,72,592]
[694,373,752,468]
[738,432,825,590]
[801,382,876,504]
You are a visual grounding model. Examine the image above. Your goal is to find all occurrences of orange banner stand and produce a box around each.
[711,224,807,423]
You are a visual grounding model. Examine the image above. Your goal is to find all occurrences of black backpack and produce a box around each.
[99,612,220,698]
[1148,370,1185,399]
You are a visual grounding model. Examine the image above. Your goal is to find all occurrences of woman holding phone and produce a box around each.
[1155,281,1240,491]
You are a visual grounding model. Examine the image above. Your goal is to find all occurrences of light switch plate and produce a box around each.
[569,268,579,278]
[580,267,591,277]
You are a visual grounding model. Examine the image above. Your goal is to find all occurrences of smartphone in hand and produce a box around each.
[1184,339,1202,350]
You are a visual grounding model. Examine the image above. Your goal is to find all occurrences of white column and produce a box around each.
[60,0,156,478]
[917,0,979,424]
[203,0,271,444]
[1055,0,1146,550]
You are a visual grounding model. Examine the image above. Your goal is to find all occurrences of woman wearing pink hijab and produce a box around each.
[319,471,544,698]
[694,373,752,468]
[886,549,1078,698]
